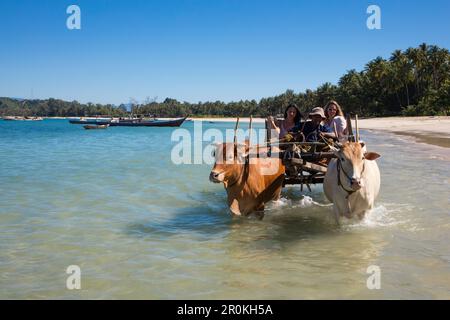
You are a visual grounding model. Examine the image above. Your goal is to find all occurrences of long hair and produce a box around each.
[284,104,302,125]
[324,100,344,119]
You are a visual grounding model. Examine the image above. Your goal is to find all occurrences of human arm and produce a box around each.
[333,116,347,137]
[267,116,281,136]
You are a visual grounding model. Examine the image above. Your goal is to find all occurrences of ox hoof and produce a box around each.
[343,212,353,219]
[252,212,265,220]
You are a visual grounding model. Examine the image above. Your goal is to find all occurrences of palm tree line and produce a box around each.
[1,44,449,118]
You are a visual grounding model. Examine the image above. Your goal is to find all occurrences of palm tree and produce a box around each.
[390,50,414,107]
[405,47,422,101]
[338,69,366,114]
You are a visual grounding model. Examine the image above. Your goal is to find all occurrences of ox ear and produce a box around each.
[364,152,381,161]
[330,142,342,155]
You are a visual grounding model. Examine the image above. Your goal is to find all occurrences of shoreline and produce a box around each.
[357,116,450,149]
[5,115,449,149]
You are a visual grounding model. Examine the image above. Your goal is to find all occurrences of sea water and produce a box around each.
[0,119,449,299]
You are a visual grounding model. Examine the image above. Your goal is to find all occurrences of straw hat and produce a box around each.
[308,107,326,119]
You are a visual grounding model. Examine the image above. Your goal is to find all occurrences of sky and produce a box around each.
[0,0,449,105]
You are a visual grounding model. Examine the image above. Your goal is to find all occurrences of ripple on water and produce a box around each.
[1,121,450,299]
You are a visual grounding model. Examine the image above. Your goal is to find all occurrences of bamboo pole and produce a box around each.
[233,117,240,159]
[346,114,354,142]
[355,114,359,142]
[248,115,253,144]
[233,117,240,146]
[333,122,338,140]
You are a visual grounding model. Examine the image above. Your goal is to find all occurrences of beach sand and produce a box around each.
[190,117,266,123]
[357,116,450,149]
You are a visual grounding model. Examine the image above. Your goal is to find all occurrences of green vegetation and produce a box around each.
[1,44,449,118]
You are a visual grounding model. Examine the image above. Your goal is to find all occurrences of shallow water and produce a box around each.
[0,119,449,299]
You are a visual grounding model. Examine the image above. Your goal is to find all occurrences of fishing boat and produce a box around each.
[83,124,109,130]
[23,116,43,121]
[2,116,43,121]
[69,117,111,124]
[97,116,187,127]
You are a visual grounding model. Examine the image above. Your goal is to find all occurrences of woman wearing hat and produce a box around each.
[267,104,303,140]
[301,107,335,142]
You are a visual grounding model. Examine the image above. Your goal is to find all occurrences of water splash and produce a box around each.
[267,195,332,211]
[268,194,417,231]
[345,203,416,229]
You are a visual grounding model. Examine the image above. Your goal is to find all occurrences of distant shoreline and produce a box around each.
[4,115,449,149]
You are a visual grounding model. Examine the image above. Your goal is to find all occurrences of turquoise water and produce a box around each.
[0,119,449,299]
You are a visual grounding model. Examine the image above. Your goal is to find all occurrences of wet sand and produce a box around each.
[357,116,450,149]
[389,132,450,149]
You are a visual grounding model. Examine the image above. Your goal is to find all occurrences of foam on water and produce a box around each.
[266,195,332,211]
[268,193,416,231]
[344,202,417,230]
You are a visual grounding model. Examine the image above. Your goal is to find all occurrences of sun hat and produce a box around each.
[308,107,326,119]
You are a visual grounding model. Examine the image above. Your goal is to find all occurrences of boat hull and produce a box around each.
[83,124,109,130]
[97,117,187,127]
[69,120,109,124]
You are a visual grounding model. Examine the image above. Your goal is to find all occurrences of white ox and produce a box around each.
[324,141,381,222]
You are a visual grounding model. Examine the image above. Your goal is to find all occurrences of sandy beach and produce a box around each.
[358,116,450,148]
[357,116,450,136]
[192,116,450,133]
[190,116,450,148]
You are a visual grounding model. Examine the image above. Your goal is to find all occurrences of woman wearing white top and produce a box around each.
[324,100,347,141]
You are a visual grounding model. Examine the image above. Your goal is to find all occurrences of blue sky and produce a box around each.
[1,0,449,104]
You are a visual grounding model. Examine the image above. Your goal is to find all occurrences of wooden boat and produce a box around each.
[69,118,110,124]
[97,116,187,127]
[2,116,43,121]
[83,124,109,130]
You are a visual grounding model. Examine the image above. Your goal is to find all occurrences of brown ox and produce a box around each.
[209,142,285,217]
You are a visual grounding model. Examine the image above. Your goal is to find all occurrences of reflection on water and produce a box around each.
[0,120,449,299]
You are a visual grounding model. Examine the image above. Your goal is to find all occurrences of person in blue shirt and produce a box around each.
[294,107,335,142]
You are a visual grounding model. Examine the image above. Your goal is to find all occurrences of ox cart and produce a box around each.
[219,115,376,219]
[239,114,361,192]
[272,114,360,190]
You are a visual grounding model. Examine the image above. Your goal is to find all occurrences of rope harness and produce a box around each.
[226,147,250,189]
[336,158,365,200]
